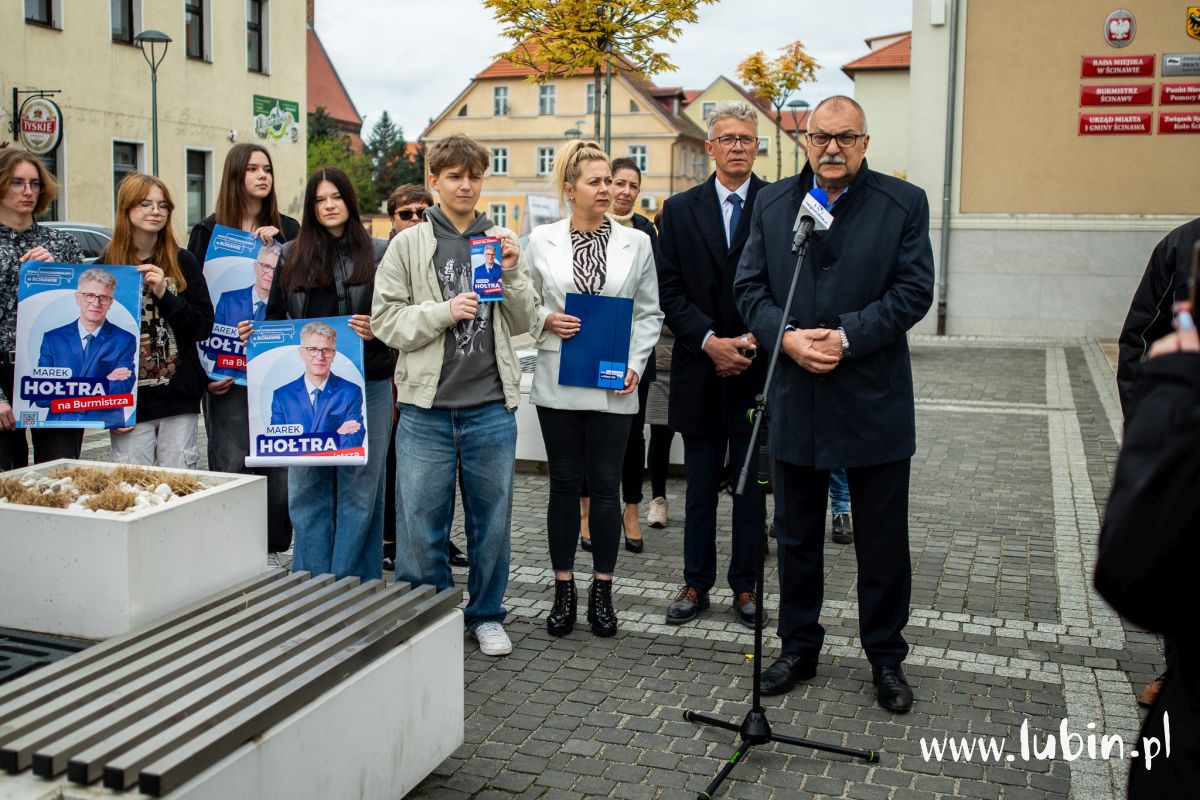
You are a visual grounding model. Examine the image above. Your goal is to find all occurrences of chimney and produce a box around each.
[307,0,314,27]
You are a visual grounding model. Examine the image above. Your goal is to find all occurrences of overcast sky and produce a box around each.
[316,0,914,141]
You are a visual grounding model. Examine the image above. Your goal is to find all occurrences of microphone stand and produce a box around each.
[682,222,878,799]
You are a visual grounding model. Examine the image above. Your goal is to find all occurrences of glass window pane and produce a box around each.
[186,150,207,229]
[247,29,261,71]
[111,0,132,41]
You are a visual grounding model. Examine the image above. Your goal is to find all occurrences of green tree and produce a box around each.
[737,41,819,179]
[307,106,340,142]
[306,137,377,215]
[365,111,424,201]
[484,0,719,143]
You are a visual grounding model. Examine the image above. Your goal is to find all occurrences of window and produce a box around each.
[111,0,135,43]
[247,0,267,73]
[586,85,596,115]
[113,142,141,209]
[493,86,508,116]
[702,102,716,121]
[457,105,468,117]
[185,149,210,229]
[757,137,769,155]
[630,100,639,113]
[536,147,555,176]
[25,0,60,27]
[538,85,556,116]
[490,147,508,176]
[488,203,507,229]
[628,145,648,173]
[185,0,206,60]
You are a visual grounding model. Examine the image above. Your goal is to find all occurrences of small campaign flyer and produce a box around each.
[470,236,504,301]
[14,262,143,429]
[245,316,368,467]
[198,224,281,385]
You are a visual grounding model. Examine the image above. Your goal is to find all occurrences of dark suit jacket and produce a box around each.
[270,372,365,449]
[657,173,768,436]
[37,318,137,425]
[214,285,267,328]
[733,162,934,468]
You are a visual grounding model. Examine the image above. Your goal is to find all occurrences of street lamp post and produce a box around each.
[564,120,585,140]
[786,98,810,176]
[134,29,172,177]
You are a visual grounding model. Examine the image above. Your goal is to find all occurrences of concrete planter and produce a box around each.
[0,459,264,640]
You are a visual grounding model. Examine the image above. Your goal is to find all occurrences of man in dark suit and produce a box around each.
[734,96,933,713]
[657,100,769,630]
[214,245,278,328]
[37,268,137,427]
[270,321,365,449]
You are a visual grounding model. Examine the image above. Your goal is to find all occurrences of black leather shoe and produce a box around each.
[382,556,395,572]
[665,585,709,625]
[760,654,818,696]
[872,665,914,713]
[448,541,469,567]
[624,534,644,553]
[580,535,593,552]
[586,579,617,637]
[831,513,853,544]
[547,578,577,636]
[732,592,769,629]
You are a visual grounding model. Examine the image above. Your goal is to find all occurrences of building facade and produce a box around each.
[3,0,307,241]
[422,57,708,231]
[842,32,911,180]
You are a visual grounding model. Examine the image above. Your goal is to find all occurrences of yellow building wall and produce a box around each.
[682,78,804,182]
[853,70,910,179]
[1,0,308,241]
[425,73,705,229]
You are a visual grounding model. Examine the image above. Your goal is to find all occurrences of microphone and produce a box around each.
[791,187,833,253]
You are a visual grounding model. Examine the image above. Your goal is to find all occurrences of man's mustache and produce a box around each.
[819,154,847,165]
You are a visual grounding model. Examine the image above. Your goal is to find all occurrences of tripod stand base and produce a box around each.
[683,707,878,799]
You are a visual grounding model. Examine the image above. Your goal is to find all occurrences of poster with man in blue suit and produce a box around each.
[245,316,367,466]
[14,264,142,429]
[197,224,280,385]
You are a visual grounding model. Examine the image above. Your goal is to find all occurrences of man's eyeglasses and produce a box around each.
[254,262,278,273]
[302,346,336,359]
[78,292,114,307]
[8,179,43,193]
[392,207,427,221]
[137,201,172,212]
[708,135,757,150]
[806,132,867,148]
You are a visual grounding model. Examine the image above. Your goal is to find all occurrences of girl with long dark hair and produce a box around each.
[101,174,213,466]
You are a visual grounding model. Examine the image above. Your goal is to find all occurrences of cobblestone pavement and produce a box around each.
[76,336,1150,799]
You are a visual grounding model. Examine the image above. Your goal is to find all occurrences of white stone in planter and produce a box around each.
[0,458,265,640]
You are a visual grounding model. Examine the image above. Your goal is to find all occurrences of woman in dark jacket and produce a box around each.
[243,167,391,581]
[187,143,299,561]
[100,174,213,466]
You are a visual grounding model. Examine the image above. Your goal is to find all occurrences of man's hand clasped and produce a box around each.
[704,333,758,377]
[782,328,841,374]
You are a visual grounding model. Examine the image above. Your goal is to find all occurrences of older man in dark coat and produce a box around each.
[734,96,933,713]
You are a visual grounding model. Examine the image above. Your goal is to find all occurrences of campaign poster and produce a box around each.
[198,225,280,386]
[14,263,143,429]
[470,236,503,302]
[245,316,367,467]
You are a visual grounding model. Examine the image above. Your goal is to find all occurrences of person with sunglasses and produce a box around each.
[387,184,433,238]
[0,149,85,471]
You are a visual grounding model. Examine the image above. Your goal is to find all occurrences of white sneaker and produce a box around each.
[647,496,668,528]
[471,622,512,656]
[267,552,282,569]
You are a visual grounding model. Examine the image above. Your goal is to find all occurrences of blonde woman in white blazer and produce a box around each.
[526,141,664,639]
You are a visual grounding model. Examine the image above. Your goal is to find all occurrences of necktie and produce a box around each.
[726,193,743,246]
[83,333,95,357]
[253,301,266,321]
[310,388,321,408]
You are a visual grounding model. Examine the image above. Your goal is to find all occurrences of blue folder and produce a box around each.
[558,293,634,390]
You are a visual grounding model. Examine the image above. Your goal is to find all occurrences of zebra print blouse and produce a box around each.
[570,219,610,295]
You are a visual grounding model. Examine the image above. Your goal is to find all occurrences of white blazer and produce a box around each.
[526,218,664,414]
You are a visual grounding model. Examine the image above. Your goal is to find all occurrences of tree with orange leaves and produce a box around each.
[737,41,819,179]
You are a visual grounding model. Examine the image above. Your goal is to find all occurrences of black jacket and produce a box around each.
[1116,217,1200,418]
[1094,353,1200,798]
[185,212,301,269]
[734,162,934,468]
[657,173,768,435]
[629,213,659,385]
[267,237,394,381]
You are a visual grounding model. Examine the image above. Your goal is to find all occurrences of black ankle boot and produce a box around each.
[547,578,577,636]
[586,579,617,637]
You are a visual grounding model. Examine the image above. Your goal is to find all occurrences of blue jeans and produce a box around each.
[828,467,851,516]
[394,401,516,630]
[289,379,392,581]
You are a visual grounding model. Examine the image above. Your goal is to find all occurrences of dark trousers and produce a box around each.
[774,458,912,667]
[0,363,83,471]
[204,386,292,553]
[581,377,648,505]
[648,424,675,498]
[681,432,759,594]
[537,406,631,575]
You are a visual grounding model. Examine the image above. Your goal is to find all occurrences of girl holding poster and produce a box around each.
[0,149,85,471]
[244,167,390,581]
[188,144,299,563]
[99,175,214,468]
